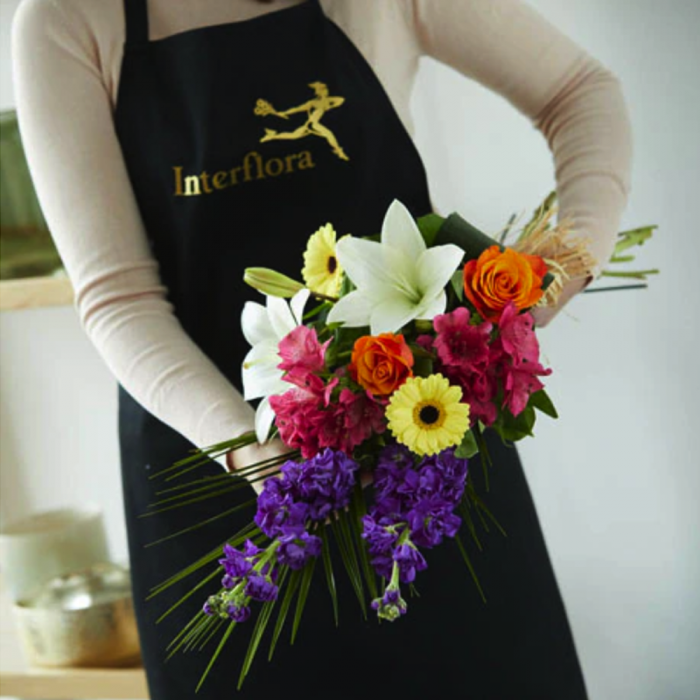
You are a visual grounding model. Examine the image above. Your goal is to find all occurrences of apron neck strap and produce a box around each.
[124,0,149,46]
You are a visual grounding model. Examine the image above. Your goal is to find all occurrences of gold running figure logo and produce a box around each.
[254,82,349,161]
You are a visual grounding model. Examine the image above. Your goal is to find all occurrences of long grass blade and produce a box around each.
[166,609,206,657]
[458,500,482,551]
[195,620,237,693]
[291,557,317,644]
[331,516,366,618]
[149,524,259,595]
[466,486,507,538]
[150,433,258,479]
[140,485,242,517]
[472,423,491,492]
[153,566,221,619]
[237,566,289,687]
[148,479,244,507]
[268,569,302,661]
[198,617,224,651]
[319,527,339,626]
[455,533,487,604]
[154,473,232,496]
[163,451,294,483]
[183,615,218,653]
[144,500,257,548]
[350,483,377,599]
[168,616,211,661]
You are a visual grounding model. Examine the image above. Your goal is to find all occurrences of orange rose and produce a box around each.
[349,333,414,396]
[463,245,547,322]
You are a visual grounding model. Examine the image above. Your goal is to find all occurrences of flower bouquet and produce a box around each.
[146,196,657,691]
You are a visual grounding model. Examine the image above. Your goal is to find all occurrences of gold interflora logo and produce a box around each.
[255,82,349,161]
[173,151,315,197]
[172,83,347,197]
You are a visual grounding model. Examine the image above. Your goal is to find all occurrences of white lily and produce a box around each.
[327,200,464,335]
[241,288,310,443]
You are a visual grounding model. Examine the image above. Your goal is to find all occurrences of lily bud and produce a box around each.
[244,267,305,297]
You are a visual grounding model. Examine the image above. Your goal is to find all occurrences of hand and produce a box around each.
[225,437,294,496]
[531,275,592,328]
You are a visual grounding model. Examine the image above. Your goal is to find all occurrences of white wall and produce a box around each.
[1,1,698,698]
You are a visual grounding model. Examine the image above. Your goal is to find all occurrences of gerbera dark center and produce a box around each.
[327,256,338,273]
[419,405,441,425]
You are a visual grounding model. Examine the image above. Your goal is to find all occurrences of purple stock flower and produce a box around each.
[407,499,462,549]
[371,587,408,621]
[421,449,468,502]
[218,542,254,578]
[362,515,399,554]
[245,573,279,603]
[255,488,309,539]
[221,574,237,590]
[393,543,428,584]
[226,604,251,623]
[277,528,323,570]
[294,448,359,520]
[254,449,358,539]
[361,514,401,579]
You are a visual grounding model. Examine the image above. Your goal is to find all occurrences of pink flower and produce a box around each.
[338,388,386,448]
[277,326,330,388]
[501,360,552,417]
[415,334,435,354]
[433,307,493,373]
[441,363,498,427]
[495,303,540,365]
[270,382,386,459]
[269,384,323,458]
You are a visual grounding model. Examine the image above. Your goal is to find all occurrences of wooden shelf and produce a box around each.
[0,275,74,311]
[0,580,149,699]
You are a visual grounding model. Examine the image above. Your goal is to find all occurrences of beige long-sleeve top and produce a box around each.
[12,0,632,470]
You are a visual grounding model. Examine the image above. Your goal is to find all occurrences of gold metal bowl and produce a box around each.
[12,562,141,667]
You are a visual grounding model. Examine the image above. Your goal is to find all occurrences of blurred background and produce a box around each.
[0,0,698,698]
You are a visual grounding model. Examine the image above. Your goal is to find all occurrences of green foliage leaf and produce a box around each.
[528,389,558,419]
[455,429,479,459]
[416,213,445,247]
[450,269,465,301]
[413,354,434,378]
[434,213,496,262]
[492,405,536,443]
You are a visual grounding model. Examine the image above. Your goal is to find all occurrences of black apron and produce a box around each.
[114,1,589,697]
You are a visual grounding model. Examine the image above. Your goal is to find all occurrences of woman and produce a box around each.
[12,0,631,697]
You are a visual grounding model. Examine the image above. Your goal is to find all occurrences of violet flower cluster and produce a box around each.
[204,448,358,622]
[362,444,468,620]
[204,539,279,623]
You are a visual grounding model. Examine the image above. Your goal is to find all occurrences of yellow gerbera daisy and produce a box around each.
[386,374,470,456]
[302,223,344,297]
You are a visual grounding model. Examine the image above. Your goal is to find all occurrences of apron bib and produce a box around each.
[114,2,588,697]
